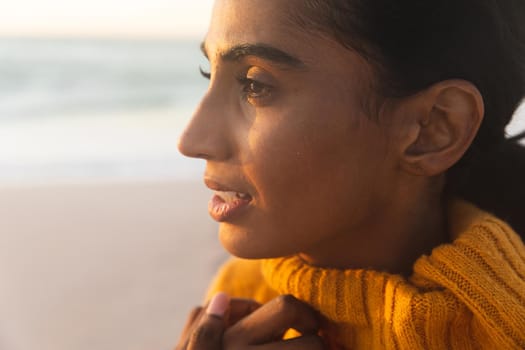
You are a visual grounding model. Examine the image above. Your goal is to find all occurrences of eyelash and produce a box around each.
[199,66,211,79]
[199,66,272,104]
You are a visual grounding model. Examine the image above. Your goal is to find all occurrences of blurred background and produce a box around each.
[0,1,227,350]
[0,1,524,350]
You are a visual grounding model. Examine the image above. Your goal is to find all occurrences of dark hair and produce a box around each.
[294,0,525,235]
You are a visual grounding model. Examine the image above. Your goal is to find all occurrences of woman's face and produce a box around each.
[179,0,402,261]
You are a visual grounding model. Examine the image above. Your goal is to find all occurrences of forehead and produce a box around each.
[205,0,308,56]
[203,0,377,99]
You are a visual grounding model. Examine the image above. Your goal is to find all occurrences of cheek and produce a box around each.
[222,105,389,258]
[244,102,369,214]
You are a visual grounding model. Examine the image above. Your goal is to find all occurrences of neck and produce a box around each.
[299,178,448,275]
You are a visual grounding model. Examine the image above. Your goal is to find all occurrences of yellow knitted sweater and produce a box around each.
[206,201,525,349]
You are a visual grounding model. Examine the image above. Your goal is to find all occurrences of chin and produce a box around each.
[218,223,295,260]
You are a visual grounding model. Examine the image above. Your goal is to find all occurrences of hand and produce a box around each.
[176,293,326,350]
[176,292,260,350]
[223,294,326,349]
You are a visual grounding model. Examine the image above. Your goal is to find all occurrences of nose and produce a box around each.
[178,92,233,161]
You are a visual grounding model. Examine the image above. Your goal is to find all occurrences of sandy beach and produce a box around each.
[0,180,226,350]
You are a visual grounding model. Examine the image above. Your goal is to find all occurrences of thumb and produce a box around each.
[187,292,230,350]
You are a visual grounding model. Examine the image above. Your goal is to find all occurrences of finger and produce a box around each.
[226,295,320,345]
[187,292,230,350]
[227,298,261,326]
[254,334,326,350]
[175,307,204,350]
[181,307,203,336]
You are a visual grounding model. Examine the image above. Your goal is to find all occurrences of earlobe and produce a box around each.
[400,80,484,176]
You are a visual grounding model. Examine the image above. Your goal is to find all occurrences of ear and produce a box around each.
[397,80,484,176]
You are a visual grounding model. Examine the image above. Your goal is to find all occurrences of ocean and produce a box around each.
[0,37,209,183]
[0,37,523,184]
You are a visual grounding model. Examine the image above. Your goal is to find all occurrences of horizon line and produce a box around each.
[0,33,205,41]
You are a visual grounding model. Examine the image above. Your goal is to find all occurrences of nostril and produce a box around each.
[177,133,212,160]
[195,153,211,160]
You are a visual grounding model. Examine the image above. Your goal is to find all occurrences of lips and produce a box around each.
[205,179,253,222]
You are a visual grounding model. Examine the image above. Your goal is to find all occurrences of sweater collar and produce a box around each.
[260,199,523,326]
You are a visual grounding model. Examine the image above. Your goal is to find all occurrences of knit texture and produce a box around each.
[206,201,525,349]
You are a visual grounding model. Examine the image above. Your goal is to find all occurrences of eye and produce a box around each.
[199,66,211,80]
[238,77,272,102]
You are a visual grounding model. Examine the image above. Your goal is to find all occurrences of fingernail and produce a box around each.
[206,292,230,317]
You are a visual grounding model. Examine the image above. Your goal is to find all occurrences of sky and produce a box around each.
[0,0,215,38]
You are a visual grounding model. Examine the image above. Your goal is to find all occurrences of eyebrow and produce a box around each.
[200,42,305,69]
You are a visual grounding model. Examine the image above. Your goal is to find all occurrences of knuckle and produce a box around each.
[274,294,300,313]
